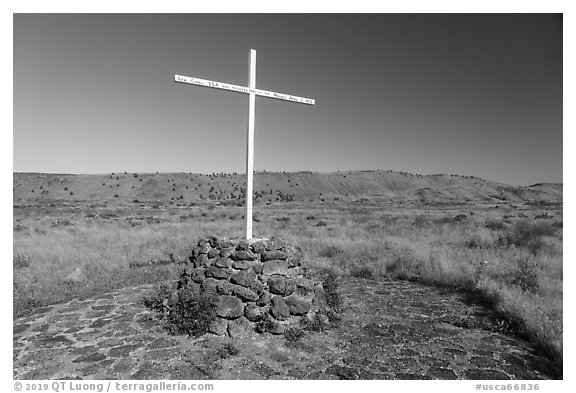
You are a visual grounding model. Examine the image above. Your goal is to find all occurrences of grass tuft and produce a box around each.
[319,245,343,259]
[215,342,240,359]
[284,326,305,343]
[511,257,540,293]
[13,254,32,270]
[322,269,343,312]
[350,265,374,279]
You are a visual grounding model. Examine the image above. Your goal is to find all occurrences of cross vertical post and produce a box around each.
[245,49,256,239]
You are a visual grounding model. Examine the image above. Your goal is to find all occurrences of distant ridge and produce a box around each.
[13,170,562,205]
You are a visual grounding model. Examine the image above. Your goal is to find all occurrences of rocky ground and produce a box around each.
[13,277,560,380]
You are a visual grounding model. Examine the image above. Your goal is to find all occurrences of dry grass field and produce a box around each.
[13,171,563,372]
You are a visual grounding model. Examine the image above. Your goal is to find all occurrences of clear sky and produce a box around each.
[13,13,562,186]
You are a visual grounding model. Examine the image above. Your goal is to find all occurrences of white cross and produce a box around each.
[175,49,315,239]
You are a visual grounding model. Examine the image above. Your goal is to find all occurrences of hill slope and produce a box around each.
[13,170,562,205]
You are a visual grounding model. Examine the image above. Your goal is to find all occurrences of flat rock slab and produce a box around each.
[13,278,560,380]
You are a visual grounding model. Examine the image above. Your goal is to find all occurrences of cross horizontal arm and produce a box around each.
[175,74,315,105]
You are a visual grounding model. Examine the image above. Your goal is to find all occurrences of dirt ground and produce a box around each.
[13,276,560,380]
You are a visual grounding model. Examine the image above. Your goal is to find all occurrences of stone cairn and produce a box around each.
[177,236,330,337]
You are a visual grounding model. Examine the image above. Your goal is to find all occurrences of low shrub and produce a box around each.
[284,326,305,343]
[385,249,422,281]
[143,283,171,312]
[502,220,558,254]
[144,284,217,337]
[13,254,32,270]
[485,219,507,231]
[319,245,343,258]
[464,231,494,249]
[166,287,217,336]
[350,265,374,279]
[551,221,563,229]
[412,215,429,226]
[322,269,343,312]
[215,342,240,359]
[535,212,552,220]
[511,257,540,293]
[300,312,329,332]
[434,215,458,225]
[255,314,277,334]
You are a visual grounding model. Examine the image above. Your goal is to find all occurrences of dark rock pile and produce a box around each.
[178,236,330,337]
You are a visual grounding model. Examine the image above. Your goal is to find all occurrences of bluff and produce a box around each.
[13,170,562,205]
